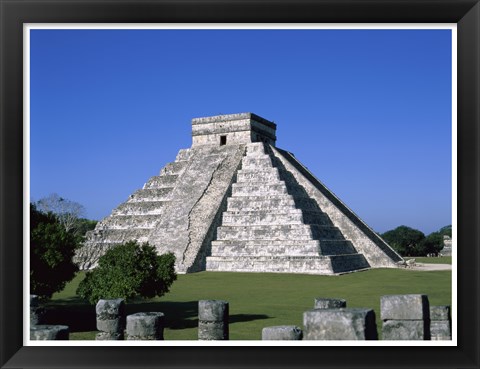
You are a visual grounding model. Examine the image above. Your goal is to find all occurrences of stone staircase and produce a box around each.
[206,143,370,274]
[74,149,191,269]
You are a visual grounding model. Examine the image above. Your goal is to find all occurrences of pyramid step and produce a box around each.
[236,168,281,182]
[231,182,311,197]
[160,161,188,175]
[222,209,332,226]
[319,240,357,255]
[143,175,179,189]
[246,142,267,155]
[329,254,370,273]
[206,255,333,274]
[226,195,320,212]
[88,228,151,244]
[113,200,169,215]
[175,148,192,161]
[216,224,344,241]
[99,214,160,230]
[206,254,369,274]
[211,241,319,256]
[129,188,174,202]
[231,183,288,196]
[241,156,273,169]
[212,239,320,248]
[227,195,296,211]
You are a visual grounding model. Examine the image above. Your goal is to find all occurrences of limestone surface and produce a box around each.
[262,326,303,340]
[430,320,451,340]
[303,308,378,340]
[96,299,125,335]
[30,325,69,340]
[380,295,429,321]
[198,300,229,340]
[382,320,429,340]
[314,298,346,309]
[430,305,450,321]
[429,305,451,340]
[126,312,165,340]
[30,295,45,325]
[75,113,403,275]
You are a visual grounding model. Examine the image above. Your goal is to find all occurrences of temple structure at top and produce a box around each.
[75,113,403,274]
[191,113,276,146]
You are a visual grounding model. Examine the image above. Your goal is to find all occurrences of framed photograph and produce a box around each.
[1,1,478,368]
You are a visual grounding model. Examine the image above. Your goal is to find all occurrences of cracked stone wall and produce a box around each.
[149,144,246,272]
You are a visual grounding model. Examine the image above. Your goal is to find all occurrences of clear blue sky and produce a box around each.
[30,29,452,235]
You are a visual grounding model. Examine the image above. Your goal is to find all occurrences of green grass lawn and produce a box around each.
[46,267,452,340]
[405,256,452,264]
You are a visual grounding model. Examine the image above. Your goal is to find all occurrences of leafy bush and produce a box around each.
[77,241,177,304]
[30,204,79,298]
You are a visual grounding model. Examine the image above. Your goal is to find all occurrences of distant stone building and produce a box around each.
[442,235,452,256]
[75,113,403,274]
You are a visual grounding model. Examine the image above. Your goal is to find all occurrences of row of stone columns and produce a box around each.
[30,294,450,341]
[263,295,451,341]
[95,299,166,340]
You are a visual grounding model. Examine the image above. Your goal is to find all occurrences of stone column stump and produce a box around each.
[96,298,126,340]
[198,300,229,340]
[314,298,346,309]
[430,306,451,340]
[30,295,45,325]
[262,326,303,340]
[30,325,69,340]
[381,294,430,340]
[303,308,378,340]
[126,312,165,340]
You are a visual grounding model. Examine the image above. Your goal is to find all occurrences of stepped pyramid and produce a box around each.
[75,113,403,274]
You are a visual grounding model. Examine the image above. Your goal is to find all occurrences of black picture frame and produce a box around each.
[1,1,478,368]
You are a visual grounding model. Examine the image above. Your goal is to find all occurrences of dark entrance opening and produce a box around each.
[220,135,227,146]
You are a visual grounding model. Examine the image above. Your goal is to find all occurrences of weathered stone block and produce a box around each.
[198,300,229,340]
[30,325,69,340]
[382,320,429,340]
[198,300,229,322]
[262,326,303,340]
[30,295,45,325]
[303,308,378,340]
[126,312,165,340]
[430,320,451,340]
[430,305,450,321]
[314,298,346,309]
[380,294,429,320]
[96,298,125,334]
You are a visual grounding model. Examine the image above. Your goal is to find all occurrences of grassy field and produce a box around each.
[405,256,452,264]
[46,266,452,340]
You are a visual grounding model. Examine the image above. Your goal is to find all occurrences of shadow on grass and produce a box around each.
[230,314,271,324]
[45,298,271,333]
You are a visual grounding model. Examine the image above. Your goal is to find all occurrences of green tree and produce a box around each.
[77,241,177,304]
[418,232,444,256]
[381,225,426,256]
[30,204,79,298]
[438,225,452,238]
[75,218,98,242]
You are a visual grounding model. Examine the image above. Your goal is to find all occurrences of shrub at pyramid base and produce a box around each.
[75,113,403,275]
[76,241,176,304]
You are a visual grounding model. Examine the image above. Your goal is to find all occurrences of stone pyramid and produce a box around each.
[75,113,403,274]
